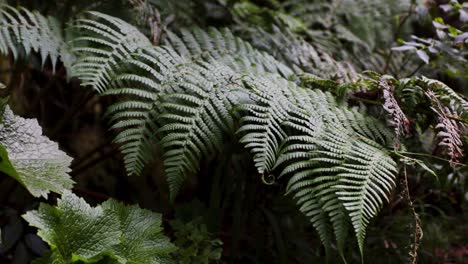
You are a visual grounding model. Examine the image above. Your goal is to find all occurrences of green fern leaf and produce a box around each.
[276,87,397,257]
[237,75,292,175]
[102,27,293,178]
[335,139,397,254]
[0,4,73,70]
[72,11,152,92]
[158,62,238,199]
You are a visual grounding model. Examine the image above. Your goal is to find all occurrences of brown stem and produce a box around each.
[407,62,426,77]
[71,140,113,169]
[49,88,96,138]
[71,145,120,177]
[401,166,423,264]
[445,115,468,125]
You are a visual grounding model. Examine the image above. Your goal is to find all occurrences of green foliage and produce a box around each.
[57,7,466,259]
[0,4,73,70]
[0,105,74,198]
[392,0,468,80]
[0,1,466,263]
[0,144,16,178]
[67,12,404,257]
[72,11,152,93]
[171,218,223,264]
[23,191,176,264]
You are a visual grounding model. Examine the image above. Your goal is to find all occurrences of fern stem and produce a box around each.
[395,151,468,168]
[349,96,381,105]
[71,144,120,177]
[444,115,468,125]
[401,165,422,264]
[406,62,425,78]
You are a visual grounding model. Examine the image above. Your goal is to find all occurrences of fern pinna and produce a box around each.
[1,3,467,262]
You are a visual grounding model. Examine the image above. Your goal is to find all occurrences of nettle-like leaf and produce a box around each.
[0,144,17,178]
[23,191,121,263]
[0,106,74,198]
[102,200,176,264]
[23,191,176,264]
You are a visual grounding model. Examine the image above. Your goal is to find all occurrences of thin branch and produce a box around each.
[401,165,422,264]
[71,140,113,169]
[396,151,468,168]
[406,62,426,77]
[71,145,120,177]
[383,1,416,73]
[445,115,468,125]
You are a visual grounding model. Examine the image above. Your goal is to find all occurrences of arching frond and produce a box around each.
[237,75,293,175]
[163,27,294,78]
[102,27,295,178]
[0,4,72,70]
[158,61,239,198]
[71,11,152,92]
[275,87,398,257]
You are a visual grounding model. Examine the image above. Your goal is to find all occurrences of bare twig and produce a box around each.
[71,144,120,177]
[401,166,423,264]
[383,1,416,73]
[396,151,468,168]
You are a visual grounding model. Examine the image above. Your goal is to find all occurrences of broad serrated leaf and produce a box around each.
[23,191,176,264]
[23,191,121,263]
[0,106,74,198]
[0,144,17,178]
[102,200,176,264]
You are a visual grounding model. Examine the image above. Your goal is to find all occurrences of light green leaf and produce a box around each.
[0,144,17,178]
[102,200,176,264]
[0,106,74,198]
[23,191,121,263]
[23,191,176,264]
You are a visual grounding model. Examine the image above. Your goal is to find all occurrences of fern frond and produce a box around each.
[0,4,72,70]
[71,19,400,256]
[279,114,352,257]
[275,87,397,257]
[417,76,468,112]
[425,90,464,164]
[163,27,294,77]
[282,0,409,49]
[72,11,152,92]
[237,75,293,175]
[396,76,467,163]
[246,26,357,82]
[335,139,397,254]
[103,27,294,179]
[128,0,162,44]
[158,61,238,198]
[380,77,410,145]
